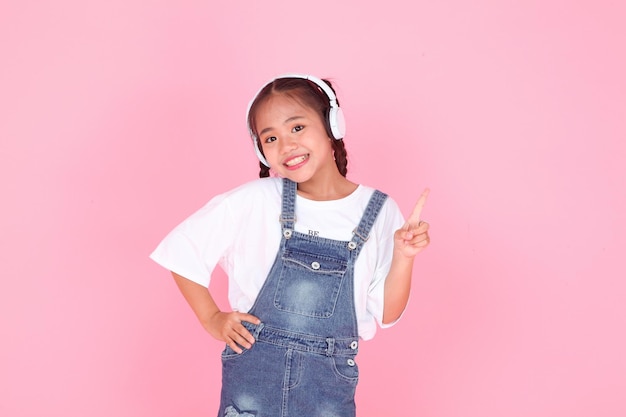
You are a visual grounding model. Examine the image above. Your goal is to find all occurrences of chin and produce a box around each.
[280,170,314,184]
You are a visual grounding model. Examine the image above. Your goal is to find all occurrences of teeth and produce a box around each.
[285,155,308,166]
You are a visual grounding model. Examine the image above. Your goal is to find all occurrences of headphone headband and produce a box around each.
[246,74,346,167]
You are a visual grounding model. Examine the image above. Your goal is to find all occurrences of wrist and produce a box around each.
[201,309,222,333]
[393,248,417,263]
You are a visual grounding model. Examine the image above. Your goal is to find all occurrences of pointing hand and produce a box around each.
[393,188,431,258]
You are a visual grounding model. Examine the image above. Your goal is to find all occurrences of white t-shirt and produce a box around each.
[150,177,406,340]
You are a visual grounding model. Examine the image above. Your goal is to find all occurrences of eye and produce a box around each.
[292,125,304,133]
[264,136,277,144]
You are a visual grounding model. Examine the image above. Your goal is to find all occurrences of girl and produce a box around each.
[150,74,430,417]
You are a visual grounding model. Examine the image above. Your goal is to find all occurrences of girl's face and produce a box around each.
[255,94,338,184]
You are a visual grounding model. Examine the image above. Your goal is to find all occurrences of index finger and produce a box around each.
[407,188,430,224]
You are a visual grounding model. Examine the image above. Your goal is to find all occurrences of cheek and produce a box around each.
[260,144,279,164]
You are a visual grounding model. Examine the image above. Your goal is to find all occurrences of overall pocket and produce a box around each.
[274,250,347,318]
[331,354,360,383]
[220,342,255,362]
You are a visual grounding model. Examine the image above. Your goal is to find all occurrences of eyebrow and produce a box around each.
[258,116,305,137]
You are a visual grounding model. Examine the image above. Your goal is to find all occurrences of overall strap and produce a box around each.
[348,190,388,256]
[279,178,297,238]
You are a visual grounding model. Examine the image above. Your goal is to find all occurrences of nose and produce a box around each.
[279,135,298,153]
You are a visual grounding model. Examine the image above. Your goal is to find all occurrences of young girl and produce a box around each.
[150,74,430,417]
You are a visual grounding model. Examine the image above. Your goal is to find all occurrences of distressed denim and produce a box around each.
[218,178,387,417]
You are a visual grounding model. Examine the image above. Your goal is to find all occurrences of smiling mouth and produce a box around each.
[284,154,309,167]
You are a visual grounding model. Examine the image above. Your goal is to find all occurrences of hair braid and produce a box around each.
[259,161,270,178]
[333,139,348,177]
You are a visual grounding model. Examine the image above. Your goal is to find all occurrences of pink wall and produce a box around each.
[1,1,625,416]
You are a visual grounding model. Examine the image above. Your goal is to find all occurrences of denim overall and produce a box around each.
[219,178,388,417]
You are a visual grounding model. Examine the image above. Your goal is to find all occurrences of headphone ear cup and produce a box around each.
[328,106,346,140]
[253,135,270,167]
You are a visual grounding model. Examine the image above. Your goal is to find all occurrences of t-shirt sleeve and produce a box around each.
[367,197,407,328]
[149,194,236,288]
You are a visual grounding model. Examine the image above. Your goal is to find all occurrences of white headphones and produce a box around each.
[246,74,346,167]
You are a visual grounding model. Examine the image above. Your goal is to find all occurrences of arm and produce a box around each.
[382,189,431,324]
[172,272,261,353]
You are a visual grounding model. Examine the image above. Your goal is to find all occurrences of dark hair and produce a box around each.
[247,78,349,178]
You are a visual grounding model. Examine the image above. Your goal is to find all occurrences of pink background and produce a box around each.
[2,1,625,416]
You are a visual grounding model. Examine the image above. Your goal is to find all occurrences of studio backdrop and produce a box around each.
[1,1,625,416]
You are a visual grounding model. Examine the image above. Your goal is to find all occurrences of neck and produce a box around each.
[296,173,358,201]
